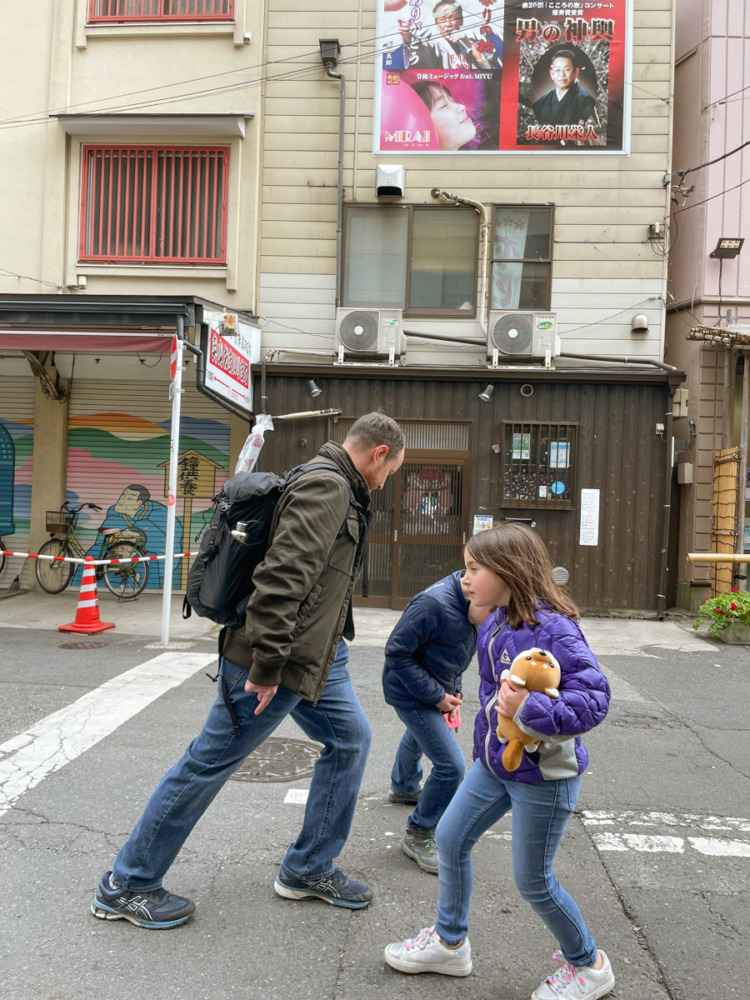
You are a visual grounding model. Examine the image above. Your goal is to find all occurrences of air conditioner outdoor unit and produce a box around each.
[487,311,560,361]
[335,308,405,359]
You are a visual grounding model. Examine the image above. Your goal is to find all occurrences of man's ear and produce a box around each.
[373,444,390,463]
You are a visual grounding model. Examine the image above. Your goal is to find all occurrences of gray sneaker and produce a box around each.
[401,829,439,874]
[388,781,424,805]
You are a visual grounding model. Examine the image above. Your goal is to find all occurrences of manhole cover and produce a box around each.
[58,640,112,650]
[229,736,322,783]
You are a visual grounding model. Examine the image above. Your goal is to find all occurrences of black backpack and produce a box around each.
[183,463,345,627]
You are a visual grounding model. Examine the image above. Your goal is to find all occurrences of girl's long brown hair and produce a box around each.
[465,523,578,628]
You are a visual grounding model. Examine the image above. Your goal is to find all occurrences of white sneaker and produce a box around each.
[384,926,472,976]
[532,950,615,999]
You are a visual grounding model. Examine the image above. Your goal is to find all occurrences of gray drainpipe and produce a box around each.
[322,60,345,307]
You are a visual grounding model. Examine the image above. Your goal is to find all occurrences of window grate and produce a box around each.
[501,421,577,509]
[79,145,229,264]
[89,0,234,22]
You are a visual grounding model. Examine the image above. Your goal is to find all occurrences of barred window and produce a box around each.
[79,145,229,264]
[88,1,234,22]
[501,421,577,509]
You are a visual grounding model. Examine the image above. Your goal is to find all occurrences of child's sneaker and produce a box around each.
[400,829,439,874]
[91,871,195,929]
[532,950,615,999]
[384,926,472,976]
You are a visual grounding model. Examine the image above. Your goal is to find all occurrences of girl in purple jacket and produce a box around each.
[385,523,614,1000]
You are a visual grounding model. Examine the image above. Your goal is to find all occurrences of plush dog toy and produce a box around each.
[495,648,561,772]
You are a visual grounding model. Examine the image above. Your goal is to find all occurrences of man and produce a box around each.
[395,1,501,71]
[91,412,406,927]
[532,49,596,126]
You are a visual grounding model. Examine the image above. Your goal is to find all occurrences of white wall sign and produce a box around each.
[204,311,260,414]
[579,488,600,546]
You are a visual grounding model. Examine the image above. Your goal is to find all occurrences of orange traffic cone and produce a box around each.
[59,555,116,634]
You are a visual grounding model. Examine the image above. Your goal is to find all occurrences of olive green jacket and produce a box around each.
[220,442,370,702]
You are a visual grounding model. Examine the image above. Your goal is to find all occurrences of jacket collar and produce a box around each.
[316,441,371,510]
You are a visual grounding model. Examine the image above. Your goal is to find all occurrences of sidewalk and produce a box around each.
[0,586,710,653]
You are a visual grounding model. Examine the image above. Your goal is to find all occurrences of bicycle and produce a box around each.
[35,502,150,599]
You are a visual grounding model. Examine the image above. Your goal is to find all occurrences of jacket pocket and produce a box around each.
[327,513,360,575]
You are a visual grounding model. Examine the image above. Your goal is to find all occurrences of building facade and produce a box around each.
[0,1,679,612]
[666,0,750,609]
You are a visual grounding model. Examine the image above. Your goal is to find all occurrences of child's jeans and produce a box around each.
[390,704,465,832]
[434,759,598,968]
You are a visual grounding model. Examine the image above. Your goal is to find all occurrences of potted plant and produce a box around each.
[692,589,750,643]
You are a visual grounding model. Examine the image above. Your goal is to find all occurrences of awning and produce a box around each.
[0,330,173,353]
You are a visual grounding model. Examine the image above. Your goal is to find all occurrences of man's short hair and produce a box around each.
[433,1,462,18]
[345,412,405,457]
[550,49,578,66]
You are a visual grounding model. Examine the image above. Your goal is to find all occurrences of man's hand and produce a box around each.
[245,680,278,715]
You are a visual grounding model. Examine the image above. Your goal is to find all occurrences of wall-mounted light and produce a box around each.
[319,38,341,69]
[478,384,494,403]
[710,237,744,259]
[307,379,323,398]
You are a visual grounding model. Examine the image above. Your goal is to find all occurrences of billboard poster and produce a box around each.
[375,0,630,154]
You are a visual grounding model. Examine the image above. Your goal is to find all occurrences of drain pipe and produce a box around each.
[431,188,490,334]
[320,39,345,307]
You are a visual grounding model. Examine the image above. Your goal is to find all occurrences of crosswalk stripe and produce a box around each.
[0,651,216,817]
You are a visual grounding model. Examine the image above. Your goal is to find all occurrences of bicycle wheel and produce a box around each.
[35,539,74,593]
[103,542,149,599]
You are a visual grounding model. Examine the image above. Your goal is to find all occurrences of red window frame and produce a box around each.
[79,145,229,265]
[88,1,234,23]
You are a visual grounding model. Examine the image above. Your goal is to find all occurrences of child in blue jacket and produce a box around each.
[383,570,489,873]
[385,524,614,1000]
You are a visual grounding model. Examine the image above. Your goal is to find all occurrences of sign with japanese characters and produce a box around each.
[375,0,630,154]
[203,310,260,413]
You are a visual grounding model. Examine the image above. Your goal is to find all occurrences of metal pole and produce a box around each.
[161,323,184,645]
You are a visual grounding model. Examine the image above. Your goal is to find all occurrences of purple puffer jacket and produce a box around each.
[473,606,610,784]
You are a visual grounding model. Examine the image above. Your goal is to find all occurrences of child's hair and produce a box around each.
[465,523,578,628]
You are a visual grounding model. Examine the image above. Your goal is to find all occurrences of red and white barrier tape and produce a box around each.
[1,551,199,566]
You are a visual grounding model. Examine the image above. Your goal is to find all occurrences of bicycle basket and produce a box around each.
[46,509,79,533]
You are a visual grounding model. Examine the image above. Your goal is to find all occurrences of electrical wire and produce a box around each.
[673,175,750,215]
[680,138,750,179]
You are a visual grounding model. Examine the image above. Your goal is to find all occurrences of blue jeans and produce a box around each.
[112,639,371,890]
[434,760,597,967]
[390,706,466,832]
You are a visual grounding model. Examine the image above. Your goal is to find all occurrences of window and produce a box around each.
[88,0,234,21]
[501,421,577,509]
[343,205,479,317]
[79,145,229,264]
[491,206,553,311]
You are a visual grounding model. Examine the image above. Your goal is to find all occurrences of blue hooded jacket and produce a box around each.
[473,606,610,784]
[382,571,478,711]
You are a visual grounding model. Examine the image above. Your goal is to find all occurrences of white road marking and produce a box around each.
[284,788,309,805]
[583,810,750,859]
[0,651,216,818]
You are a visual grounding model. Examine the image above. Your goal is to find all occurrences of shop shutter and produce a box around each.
[0,375,37,588]
[66,379,231,592]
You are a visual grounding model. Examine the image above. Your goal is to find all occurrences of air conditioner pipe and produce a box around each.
[558,351,677,372]
[431,188,489,334]
[404,329,486,347]
[324,62,346,308]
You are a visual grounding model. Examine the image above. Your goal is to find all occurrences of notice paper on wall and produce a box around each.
[579,489,600,546]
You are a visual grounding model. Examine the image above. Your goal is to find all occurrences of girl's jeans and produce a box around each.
[434,759,597,967]
[390,705,466,832]
[112,639,371,890]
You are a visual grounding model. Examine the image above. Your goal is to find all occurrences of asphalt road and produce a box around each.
[0,613,748,1000]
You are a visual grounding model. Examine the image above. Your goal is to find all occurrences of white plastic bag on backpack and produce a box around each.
[234,413,274,474]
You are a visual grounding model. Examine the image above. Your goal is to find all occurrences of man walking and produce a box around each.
[92,412,406,927]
